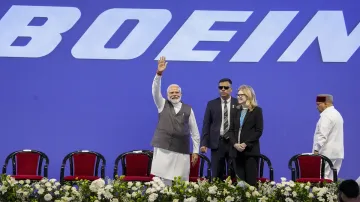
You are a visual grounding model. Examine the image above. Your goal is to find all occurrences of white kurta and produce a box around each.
[312,106,344,180]
[150,74,200,181]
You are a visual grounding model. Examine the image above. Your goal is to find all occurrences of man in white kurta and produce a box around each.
[150,56,200,186]
[313,94,344,181]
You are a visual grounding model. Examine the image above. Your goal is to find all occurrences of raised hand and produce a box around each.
[157,56,168,73]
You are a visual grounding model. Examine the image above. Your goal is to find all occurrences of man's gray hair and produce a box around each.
[317,94,334,103]
[167,84,182,93]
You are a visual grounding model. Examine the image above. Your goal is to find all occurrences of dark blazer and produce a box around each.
[201,97,238,149]
[229,106,263,157]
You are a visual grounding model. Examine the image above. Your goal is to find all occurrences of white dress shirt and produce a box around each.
[313,106,344,159]
[220,97,231,136]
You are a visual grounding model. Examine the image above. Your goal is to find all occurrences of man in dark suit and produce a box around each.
[200,78,238,180]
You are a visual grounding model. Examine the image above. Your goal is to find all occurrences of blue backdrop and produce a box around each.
[0,0,359,181]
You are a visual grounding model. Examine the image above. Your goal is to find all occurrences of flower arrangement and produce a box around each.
[0,174,339,202]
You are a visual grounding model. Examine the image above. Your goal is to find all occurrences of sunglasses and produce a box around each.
[218,86,230,90]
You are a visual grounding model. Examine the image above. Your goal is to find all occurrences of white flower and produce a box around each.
[237,181,246,188]
[207,196,218,202]
[38,188,45,195]
[44,193,52,201]
[252,190,260,197]
[103,190,113,199]
[184,196,197,202]
[285,198,293,202]
[259,196,268,202]
[225,196,234,202]
[208,185,217,194]
[90,178,105,192]
[148,193,158,202]
[152,177,161,182]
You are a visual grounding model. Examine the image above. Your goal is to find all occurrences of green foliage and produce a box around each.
[0,174,340,202]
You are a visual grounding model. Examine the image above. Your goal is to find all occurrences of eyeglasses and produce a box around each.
[237,94,246,97]
[218,86,230,90]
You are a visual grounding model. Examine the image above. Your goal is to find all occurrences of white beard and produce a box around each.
[168,96,181,104]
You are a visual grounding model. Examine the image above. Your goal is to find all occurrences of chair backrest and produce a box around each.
[257,154,274,180]
[189,155,201,178]
[2,150,49,176]
[189,154,211,178]
[16,152,40,175]
[288,153,334,180]
[115,150,152,177]
[297,155,322,178]
[62,150,106,177]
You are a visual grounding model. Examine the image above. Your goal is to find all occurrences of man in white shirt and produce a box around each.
[313,94,344,181]
[150,56,200,186]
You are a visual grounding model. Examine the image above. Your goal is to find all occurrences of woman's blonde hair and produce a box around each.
[238,85,258,111]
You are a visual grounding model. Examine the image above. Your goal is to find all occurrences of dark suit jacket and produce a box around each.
[229,106,263,157]
[201,97,238,149]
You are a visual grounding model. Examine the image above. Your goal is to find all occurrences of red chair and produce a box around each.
[228,154,274,183]
[60,150,106,184]
[2,149,49,181]
[114,150,154,182]
[288,153,337,183]
[189,153,211,182]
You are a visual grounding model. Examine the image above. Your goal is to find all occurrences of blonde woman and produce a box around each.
[228,85,263,186]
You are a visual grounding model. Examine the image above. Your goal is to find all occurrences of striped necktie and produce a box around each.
[223,100,229,133]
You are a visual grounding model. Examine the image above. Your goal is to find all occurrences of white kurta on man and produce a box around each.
[313,106,344,180]
[150,74,200,182]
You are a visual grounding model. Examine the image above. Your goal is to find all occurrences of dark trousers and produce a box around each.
[210,137,233,180]
[233,152,259,186]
